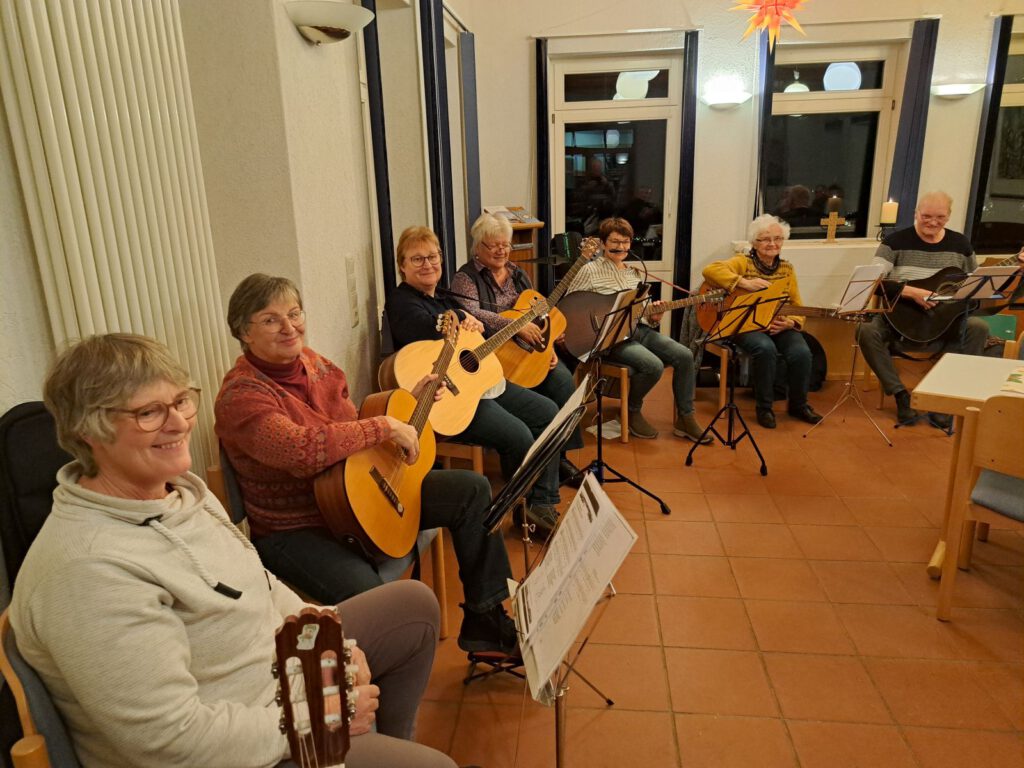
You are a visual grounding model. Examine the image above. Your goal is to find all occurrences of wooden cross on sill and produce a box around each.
[820,211,846,243]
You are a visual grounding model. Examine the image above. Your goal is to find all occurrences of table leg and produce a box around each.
[926,414,965,580]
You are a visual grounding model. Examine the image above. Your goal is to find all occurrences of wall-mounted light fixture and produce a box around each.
[285,0,374,45]
[930,83,985,100]
[701,74,752,110]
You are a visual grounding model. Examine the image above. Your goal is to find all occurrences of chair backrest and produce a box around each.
[0,404,71,592]
[965,396,1024,523]
[217,447,248,526]
[380,310,396,359]
[1,610,81,768]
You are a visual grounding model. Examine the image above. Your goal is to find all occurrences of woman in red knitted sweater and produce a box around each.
[215,274,516,655]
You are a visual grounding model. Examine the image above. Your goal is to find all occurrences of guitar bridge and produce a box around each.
[369,467,404,516]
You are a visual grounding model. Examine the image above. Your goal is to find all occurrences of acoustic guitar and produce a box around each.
[315,312,457,559]
[694,280,864,336]
[884,255,1022,344]
[274,607,355,768]
[559,285,727,360]
[494,237,602,388]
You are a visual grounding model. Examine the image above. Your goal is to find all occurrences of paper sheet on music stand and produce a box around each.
[579,289,643,363]
[510,474,637,703]
[522,375,589,467]
[935,266,1021,301]
[837,264,885,313]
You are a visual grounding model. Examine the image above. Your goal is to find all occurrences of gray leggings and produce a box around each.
[279,580,456,768]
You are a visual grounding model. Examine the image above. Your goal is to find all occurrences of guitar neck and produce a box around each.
[640,292,721,319]
[780,304,837,318]
[409,322,459,434]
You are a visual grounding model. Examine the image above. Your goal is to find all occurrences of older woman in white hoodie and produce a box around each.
[9,333,455,768]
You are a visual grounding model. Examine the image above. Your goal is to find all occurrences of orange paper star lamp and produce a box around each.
[732,0,809,50]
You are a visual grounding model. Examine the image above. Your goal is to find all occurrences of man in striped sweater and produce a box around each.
[857,191,990,426]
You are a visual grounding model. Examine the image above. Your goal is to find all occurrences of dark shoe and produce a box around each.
[513,503,559,540]
[458,603,518,655]
[756,408,776,429]
[894,390,918,424]
[559,457,583,489]
[787,404,823,425]
[927,412,953,432]
[627,410,658,439]
[674,412,712,445]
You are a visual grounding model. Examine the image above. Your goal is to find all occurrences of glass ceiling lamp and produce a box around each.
[823,62,862,91]
[784,69,810,93]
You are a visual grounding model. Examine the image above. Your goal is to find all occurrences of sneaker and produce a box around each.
[894,390,918,424]
[927,412,953,432]
[458,603,518,655]
[756,408,776,429]
[674,412,712,444]
[513,503,559,540]
[627,410,658,439]
[787,404,823,425]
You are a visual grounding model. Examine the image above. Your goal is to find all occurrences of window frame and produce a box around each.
[553,54,683,111]
[766,42,908,241]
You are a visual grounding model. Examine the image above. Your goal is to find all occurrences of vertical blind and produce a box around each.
[0,0,232,475]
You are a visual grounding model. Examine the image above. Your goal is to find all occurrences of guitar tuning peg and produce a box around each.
[271,662,279,677]
[275,691,283,706]
[279,716,288,734]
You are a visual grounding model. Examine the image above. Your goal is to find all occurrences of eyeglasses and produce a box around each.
[407,252,442,267]
[605,239,632,248]
[917,214,949,223]
[754,236,785,245]
[250,309,305,333]
[482,242,512,254]
[108,388,201,432]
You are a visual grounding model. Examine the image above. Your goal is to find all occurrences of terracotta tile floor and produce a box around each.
[415,376,1024,767]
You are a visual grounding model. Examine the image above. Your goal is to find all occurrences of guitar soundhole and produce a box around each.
[459,349,480,374]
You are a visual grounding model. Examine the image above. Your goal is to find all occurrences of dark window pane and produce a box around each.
[564,70,669,102]
[563,119,667,260]
[976,106,1024,253]
[762,112,879,239]
[773,61,884,94]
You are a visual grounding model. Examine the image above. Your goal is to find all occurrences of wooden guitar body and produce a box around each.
[381,330,502,436]
[883,266,972,344]
[558,289,635,360]
[696,279,790,336]
[314,389,436,560]
[494,289,568,389]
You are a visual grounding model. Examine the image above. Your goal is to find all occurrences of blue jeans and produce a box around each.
[733,328,811,411]
[255,469,510,612]
[608,324,696,414]
[530,360,584,450]
[456,381,561,506]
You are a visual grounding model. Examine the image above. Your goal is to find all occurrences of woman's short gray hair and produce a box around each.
[470,213,513,257]
[43,334,192,477]
[747,214,791,244]
[227,273,302,350]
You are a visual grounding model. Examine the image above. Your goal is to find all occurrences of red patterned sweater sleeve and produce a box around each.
[215,350,391,479]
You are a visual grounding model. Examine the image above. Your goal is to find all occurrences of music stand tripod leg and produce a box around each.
[686,339,768,476]
[803,342,892,446]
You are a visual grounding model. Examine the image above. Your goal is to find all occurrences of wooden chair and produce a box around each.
[598,361,631,444]
[436,440,484,473]
[936,395,1024,621]
[1004,329,1023,360]
[1,609,81,768]
[207,450,452,639]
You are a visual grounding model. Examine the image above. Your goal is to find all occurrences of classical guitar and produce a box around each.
[559,285,727,360]
[694,280,864,336]
[494,237,602,388]
[274,607,355,768]
[885,255,1022,344]
[315,312,457,559]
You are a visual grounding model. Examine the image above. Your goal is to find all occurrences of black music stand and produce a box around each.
[579,289,671,516]
[465,391,589,684]
[686,291,790,476]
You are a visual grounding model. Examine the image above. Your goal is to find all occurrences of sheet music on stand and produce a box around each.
[836,264,886,314]
[510,474,637,704]
[928,265,1022,302]
[578,285,648,363]
[705,280,789,342]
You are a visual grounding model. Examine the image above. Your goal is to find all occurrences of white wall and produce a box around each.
[181,0,379,398]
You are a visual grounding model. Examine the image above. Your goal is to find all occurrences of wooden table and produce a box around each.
[911,354,1023,578]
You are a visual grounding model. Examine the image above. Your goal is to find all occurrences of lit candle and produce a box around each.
[826,196,842,213]
[880,200,899,224]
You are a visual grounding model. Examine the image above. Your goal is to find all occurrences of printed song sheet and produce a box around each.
[510,474,637,703]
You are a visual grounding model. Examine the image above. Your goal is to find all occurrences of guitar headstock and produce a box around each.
[274,608,355,768]
[437,310,460,342]
[705,289,727,304]
[579,236,602,261]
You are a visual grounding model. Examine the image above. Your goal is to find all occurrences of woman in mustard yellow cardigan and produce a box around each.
[702,214,822,429]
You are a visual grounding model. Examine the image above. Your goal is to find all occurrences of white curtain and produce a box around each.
[0,0,232,474]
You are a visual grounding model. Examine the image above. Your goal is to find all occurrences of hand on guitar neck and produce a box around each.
[347,643,379,736]
[383,373,447,464]
[901,284,939,310]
